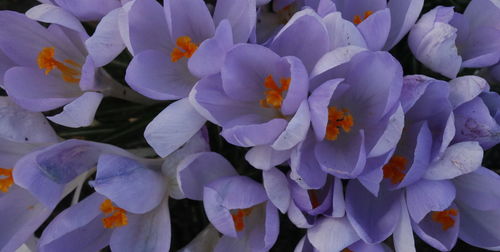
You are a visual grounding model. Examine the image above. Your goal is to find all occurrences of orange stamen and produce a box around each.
[431,209,458,231]
[170,36,198,62]
[37,47,81,83]
[231,208,253,232]
[0,168,14,193]
[325,107,354,140]
[342,249,353,252]
[383,156,408,184]
[260,75,291,109]
[308,190,320,209]
[353,10,374,25]
[100,199,128,229]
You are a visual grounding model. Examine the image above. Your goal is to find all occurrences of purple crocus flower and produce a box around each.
[326,0,424,51]
[125,0,257,157]
[307,50,403,179]
[0,11,145,128]
[0,97,59,252]
[191,43,310,153]
[448,76,500,149]
[409,0,500,78]
[38,154,169,252]
[343,75,484,250]
[176,152,280,251]
[36,131,208,252]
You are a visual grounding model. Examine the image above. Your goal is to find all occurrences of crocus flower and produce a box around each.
[448,76,500,149]
[0,97,59,252]
[324,0,424,51]
[409,0,500,78]
[176,152,280,251]
[344,75,484,250]
[125,0,257,157]
[36,131,208,252]
[307,50,403,179]
[0,11,145,128]
[191,43,310,154]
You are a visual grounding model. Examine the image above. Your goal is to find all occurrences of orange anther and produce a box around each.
[231,208,253,232]
[100,199,128,229]
[325,107,354,140]
[37,47,81,83]
[353,10,374,25]
[170,36,198,62]
[260,75,291,109]
[308,190,320,209]
[432,209,458,231]
[0,168,13,193]
[383,156,408,184]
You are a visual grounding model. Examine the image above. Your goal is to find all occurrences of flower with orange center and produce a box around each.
[260,75,291,109]
[0,168,14,193]
[231,208,253,232]
[37,47,82,83]
[170,36,199,62]
[431,209,458,231]
[353,10,374,25]
[100,199,128,229]
[325,107,354,141]
[382,155,408,184]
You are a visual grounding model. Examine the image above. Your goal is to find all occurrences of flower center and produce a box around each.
[325,107,354,141]
[170,36,198,62]
[0,168,14,193]
[231,208,253,232]
[353,10,373,25]
[431,209,458,231]
[383,156,408,184]
[100,199,128,229]
[259,75,291,109]
[342,249,353,252]
[308,190,320,209]
[37,47,81,83]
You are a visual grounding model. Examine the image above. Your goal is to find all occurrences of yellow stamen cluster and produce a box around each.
[325,107,354,140]
[0,168,14,193]
[260,75,291,109]
[382,156,408,184]
[37,47,81,83]
[431,209,458,231]
[231,208,253,232]
[171,36,198,62]
[353,11,374,25]
[100,199,128,229]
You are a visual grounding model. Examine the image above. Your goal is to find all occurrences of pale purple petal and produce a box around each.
[346,180,402,243]
[47,91,103,128]
[406,179,456,223]
[384,0,424,49]
[357,8,391,51]
[85,8,125,67]
[177,152,237,200]
[26,4,86,33]
[38,193,112,252]
[424,141,483,180]
[245,145,291,171]
[308,216,359,252]
[263,168,291,213]
[213,0,256,43]
[110,199,171,252]
[144,98,206,157]
[91,154,166,214]
[448,76,489,108]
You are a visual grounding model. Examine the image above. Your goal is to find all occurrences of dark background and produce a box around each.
[0,0,495,251]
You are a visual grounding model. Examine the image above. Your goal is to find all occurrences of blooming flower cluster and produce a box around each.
[1,0,500,251]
